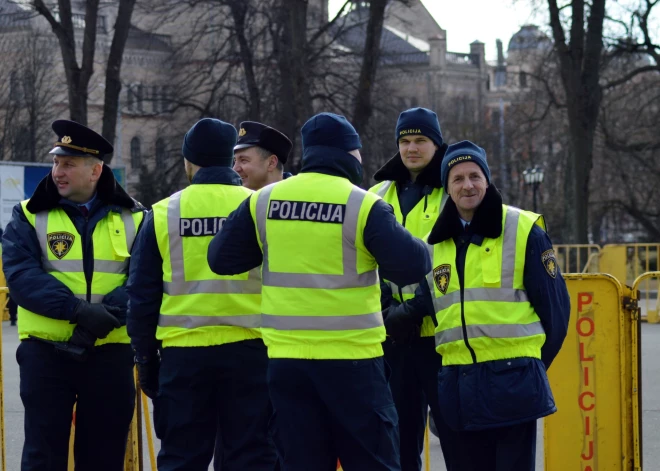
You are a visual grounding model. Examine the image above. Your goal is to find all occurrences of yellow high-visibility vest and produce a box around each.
[152,184,262,347]
[19,201,144,345]
[369,180,448,337]
[251,173,384,360]
[427,205,547,365]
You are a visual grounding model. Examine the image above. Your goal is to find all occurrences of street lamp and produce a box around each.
[522,165,544,212]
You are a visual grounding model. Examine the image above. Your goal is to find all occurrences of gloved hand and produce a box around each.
[69,326,97,350]
[136,355,160,399]
[102,287,129,325]
[385,303,422,346]
[71,300,121,339]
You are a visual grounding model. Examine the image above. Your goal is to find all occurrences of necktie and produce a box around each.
[79,206,89,217]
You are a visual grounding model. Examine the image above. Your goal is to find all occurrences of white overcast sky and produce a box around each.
[329,0,546,61]
[329,1,660,62]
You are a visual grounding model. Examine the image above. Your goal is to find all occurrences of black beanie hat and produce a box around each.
[395,107,443,147]
[441,140,491,190]
[301,112,362,152]
[182,118,237,167]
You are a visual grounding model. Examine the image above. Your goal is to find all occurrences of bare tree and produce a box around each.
[31,0,137,162]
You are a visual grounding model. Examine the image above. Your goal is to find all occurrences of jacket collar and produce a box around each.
[191,166,243,186]
[372,143,448,188]
[26,164,140,214]
[427,184,503,244]
[300,145,363,185]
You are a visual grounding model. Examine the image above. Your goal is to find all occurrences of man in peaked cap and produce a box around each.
[2,120,146,470]
[127,118,278,470]
[233,121,293,190]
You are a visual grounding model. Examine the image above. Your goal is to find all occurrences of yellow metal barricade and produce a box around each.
[544,274,642,471]
[0,287,7,471]
[601,244,660,322]
[554,244,601,274]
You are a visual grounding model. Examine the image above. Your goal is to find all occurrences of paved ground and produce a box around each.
[2,322,659,470]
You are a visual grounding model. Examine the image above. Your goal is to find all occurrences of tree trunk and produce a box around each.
[101,0,137,163]
[274,0,312,171]
[229,0,261,121]
[547,0,605,243]
[351,0,387,136]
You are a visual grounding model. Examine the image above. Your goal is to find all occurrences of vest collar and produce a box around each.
[26,164,139,214]
[300,145,363,185]
[428,184,503,244]
[372,143,448,188]
[191,166,242,186]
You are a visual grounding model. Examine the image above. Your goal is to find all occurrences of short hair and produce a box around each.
[256,146,283,171]
[85,156,104,167]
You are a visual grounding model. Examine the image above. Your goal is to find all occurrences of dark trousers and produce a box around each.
[383,337,456,471]
[452,421,537,471]
[154,340,277,471]
[17,339,135,471]
[268,357,400,471]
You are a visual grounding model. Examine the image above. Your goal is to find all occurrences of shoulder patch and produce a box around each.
[433,264,451,294]
[47,232,75,259]
[542,249,558,278]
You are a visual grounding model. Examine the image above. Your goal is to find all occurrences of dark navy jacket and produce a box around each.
[208,146,431,290]
[126,167,244,360]
[372,146,447,310]
[2,165,145,326]
[398,184,570,431]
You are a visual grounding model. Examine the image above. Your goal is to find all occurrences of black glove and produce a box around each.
[69,326,97,350]
[72,300,121,339]
[136,355,160,399]
[385,303,422,346]
[102,287,129,325]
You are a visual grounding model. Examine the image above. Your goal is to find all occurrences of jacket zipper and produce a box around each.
[81,212,92,302]
[460,243,477,363]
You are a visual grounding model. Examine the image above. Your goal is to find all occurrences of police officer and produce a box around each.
[388,141,570,470]
[369,107,454,471]
[2,120,145,471]
[233,121,293,190]
[126,118,277,471]
[208,112,431,471]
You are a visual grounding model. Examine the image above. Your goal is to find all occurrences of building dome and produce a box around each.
[508,25,551,52]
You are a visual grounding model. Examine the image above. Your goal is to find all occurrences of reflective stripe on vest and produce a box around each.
[18,202,142,344]
[255,184,378,291]
[162,190,261,298]
[371,179,449,337]
[35,210,135,278]
[153,185,263,344]
[427,206,545,362]
[250,173,384,360]
[261,312,383,330]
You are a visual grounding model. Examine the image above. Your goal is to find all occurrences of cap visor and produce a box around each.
[234,143,256,151]
[49,146,93,157]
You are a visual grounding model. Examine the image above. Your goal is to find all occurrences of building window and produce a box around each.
[520,71,528,88]
[155,138,166,167]
[130,137,141,169]
[127,84,144,113]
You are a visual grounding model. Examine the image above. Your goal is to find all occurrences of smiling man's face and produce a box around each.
[447,161,489,221]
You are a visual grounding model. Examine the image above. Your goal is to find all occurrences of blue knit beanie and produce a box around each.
[301,113,362,152]
[182,118,237,167]
[395,108,443,147]
[441,140,491,190]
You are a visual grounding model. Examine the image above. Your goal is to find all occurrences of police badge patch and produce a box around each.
[47,232,75,259]
[433,264,451,294]
[542,249,558,278]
